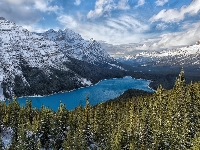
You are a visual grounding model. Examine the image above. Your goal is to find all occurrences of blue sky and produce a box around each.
[0,0,200,50]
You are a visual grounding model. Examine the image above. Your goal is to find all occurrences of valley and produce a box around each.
[0,17,127,100]
[1,17,200,101]
[1,0,200,149]
[117,41,200,90]
[17,76,153,110]
[0,16,200,103]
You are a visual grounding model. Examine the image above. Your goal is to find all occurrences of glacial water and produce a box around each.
[17,77,153,111]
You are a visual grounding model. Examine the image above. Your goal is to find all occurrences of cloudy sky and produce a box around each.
[0,0,200,50]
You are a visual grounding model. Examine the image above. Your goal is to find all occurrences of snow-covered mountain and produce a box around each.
[119,42,200,67]
[37,29,114,64]
[0,17,125,100]
[0,17,69,99]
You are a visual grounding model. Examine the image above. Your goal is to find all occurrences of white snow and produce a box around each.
[138,44,200,58]
[0,85,4,101]
[0,18,120,99]
[39,29,113,64]
[122,41,200,66]
[80,78,92,86]
[0,18,71,98]
[1,127,13,148]
[107,63,126,71]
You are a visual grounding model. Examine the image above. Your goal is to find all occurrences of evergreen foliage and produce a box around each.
[8,57,127,99]
[0,70,199,149]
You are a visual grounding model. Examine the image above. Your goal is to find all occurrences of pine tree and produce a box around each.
[191,133,200,150]
[53,101,69,149]
[25,100,34,125]
[110,124,122,150]
[0,102,6,133]
[187,83,200,139]
[37,106,53,149]
[1,69,199,149]
[83,94,95,148]
[16,124,27,150]
[7,98,20,143]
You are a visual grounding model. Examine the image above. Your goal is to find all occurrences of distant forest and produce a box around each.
[0,69,200,149]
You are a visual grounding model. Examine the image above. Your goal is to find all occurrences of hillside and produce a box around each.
[0,70,199,149]
[116,41,200,90]
[0,17,126,99]
[37,29,115,65]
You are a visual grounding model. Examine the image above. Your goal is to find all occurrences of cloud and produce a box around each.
[34,0,61,13]
[74,0,81,6]
[57,14,149,45]
[150,0,200,22]
[1,0,60,13]
[135,0,145,8]
[3,0,27,5]
[155,0,168,6]
[117,0,130,10]
[87,0,130,19]
[0,0,61,25]
[156,23,167,30]
[87,0,115,19]
[137,21,200,50]
[106,15,149,32]
[0,0,40,24]
[57,15,78,29]
[23,25,48,33]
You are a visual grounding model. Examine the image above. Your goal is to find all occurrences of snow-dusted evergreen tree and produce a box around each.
[52,102,69,149]
[1,69,200,149]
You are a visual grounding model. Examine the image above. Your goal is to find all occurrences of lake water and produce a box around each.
[17,77,153,111]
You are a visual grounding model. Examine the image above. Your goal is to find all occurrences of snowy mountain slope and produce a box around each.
[38,29,115,65]
[0,18,84,99]
[120,42,200,66]
[0,17,126,99]
[0,17,79,99]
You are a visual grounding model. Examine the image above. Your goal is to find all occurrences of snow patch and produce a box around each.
[108,63,126,71]
[80,78,92,86]
[1,127,13,148]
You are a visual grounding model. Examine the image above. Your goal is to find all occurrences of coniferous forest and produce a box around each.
[0,70,200,150]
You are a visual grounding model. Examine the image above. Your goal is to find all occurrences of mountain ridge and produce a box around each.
[0,17,126,99]
[118,42,200,67]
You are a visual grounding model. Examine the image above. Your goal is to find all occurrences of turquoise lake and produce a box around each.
[17,77,153,111]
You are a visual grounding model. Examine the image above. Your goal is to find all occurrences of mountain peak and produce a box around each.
[0,18,124,99]
[0,17,6,20]
[47,29,55,33]
[196,40,200,45]
[38,28,114,64]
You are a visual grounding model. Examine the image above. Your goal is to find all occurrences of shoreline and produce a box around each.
[17,76,153,99]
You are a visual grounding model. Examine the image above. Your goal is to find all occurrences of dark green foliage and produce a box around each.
[12,59,82,98]
[64,57,127,83]
[107,89,152,103]
[0,70,200,149]
[4,57,127,99]
[129,65,200,90]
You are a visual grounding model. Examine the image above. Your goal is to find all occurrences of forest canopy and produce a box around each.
[0,69,199,149]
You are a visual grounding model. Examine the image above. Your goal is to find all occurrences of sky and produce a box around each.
[0,0,200,51]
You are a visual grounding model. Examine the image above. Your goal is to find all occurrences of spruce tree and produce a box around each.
[53,102,69,149]
[37,106,53,149]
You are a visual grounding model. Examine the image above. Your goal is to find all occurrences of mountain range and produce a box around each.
[118,42,200,67]
[1,16,200,100]
[0,17,126,99]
